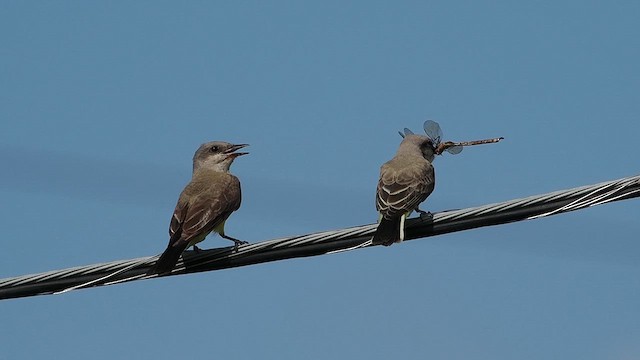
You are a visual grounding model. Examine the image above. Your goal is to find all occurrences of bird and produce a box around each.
[149,141,248,274]
[372,133,436,246]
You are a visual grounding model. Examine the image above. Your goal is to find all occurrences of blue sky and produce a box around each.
[1,1,639,359]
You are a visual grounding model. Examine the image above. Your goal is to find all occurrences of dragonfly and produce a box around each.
[399,120,503,155]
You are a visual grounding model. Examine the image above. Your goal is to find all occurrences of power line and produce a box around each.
[1,174,639,300]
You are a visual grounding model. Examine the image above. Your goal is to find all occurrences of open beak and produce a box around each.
[225,143,249,157]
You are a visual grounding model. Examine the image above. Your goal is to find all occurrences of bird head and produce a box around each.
[193,141,249,173]
[400,134,436,163]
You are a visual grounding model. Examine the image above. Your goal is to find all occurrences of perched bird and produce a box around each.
[149,141,248,274]
[373,133,436,246]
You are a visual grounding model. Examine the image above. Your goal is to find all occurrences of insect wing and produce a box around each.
[398,128,414,138]
[446,145,463,155]
[423,120,443,145]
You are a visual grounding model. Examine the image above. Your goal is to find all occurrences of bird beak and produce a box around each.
[225,143,249,157]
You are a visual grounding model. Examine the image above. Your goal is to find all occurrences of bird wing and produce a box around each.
[151,175,241,274]
[168,175,242,248]
[376,159,435,219]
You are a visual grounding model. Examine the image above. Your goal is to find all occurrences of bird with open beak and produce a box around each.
[150,141,249,274]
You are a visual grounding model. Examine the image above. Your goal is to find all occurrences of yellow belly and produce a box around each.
[186,220,226,248]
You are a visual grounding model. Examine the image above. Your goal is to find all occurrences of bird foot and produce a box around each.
[416,209,433,221]
[222,235,248,252]
[231,239,248,252]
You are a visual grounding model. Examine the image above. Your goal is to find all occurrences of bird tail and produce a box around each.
[148,246,184,275]
[372,217,402,246]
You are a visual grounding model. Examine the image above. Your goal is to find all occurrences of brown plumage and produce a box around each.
[149,141,248,275]
[373,134,435,246]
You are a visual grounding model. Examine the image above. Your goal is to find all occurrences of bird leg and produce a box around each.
[221,234,248,251]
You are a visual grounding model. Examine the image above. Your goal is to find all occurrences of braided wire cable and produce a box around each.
[1,174,638,300]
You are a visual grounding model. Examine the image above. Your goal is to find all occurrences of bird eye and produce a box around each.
[210,146,219,152]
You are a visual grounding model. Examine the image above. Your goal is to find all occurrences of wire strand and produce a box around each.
[1,174,638,300]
